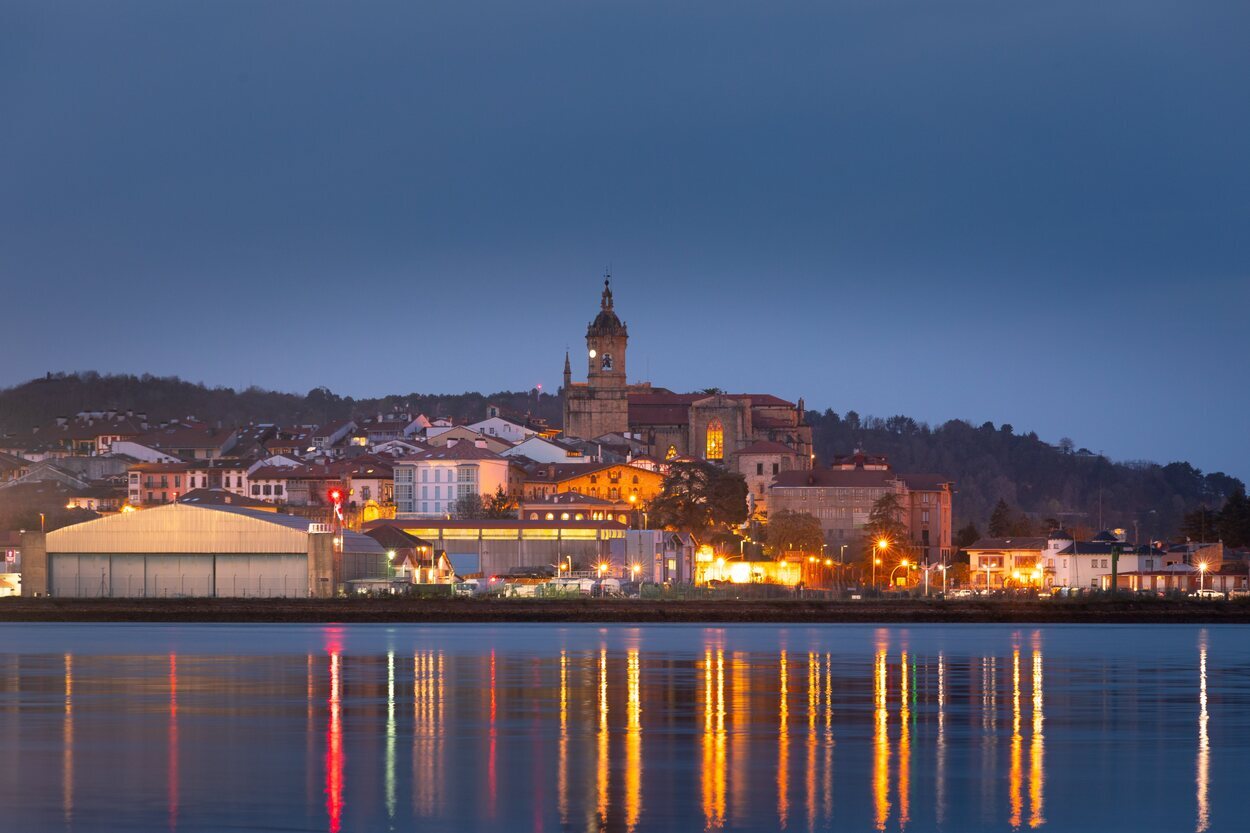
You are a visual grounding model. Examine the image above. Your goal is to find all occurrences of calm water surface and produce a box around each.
[0,623,1245,832]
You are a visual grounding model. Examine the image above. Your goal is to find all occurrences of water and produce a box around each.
[0,623,1244,832]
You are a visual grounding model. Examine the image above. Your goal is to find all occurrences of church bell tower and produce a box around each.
[586,278,628,386]
[561,277,631,440]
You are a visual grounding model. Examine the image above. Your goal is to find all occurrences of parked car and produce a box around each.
[1191,588,1224,600]
[947,588,977,599]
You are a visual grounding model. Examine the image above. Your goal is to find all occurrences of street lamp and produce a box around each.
[1199,561,1209,592]
[874,539,890,588]
[890,559,910,588]
[631,563,642,581]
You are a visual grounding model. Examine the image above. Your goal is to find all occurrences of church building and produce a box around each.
[561,280,813,477]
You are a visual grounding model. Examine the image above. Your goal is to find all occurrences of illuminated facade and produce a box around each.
[560,280,813,470]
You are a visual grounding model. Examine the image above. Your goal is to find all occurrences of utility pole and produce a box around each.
[1110,543,1122,594]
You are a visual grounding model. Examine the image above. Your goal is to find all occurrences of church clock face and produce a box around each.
[601,353,613,371]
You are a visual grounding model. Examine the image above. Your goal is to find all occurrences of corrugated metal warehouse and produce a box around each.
[25,503,386,598]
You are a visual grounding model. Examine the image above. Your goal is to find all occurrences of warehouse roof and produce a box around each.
[47,503,384,555]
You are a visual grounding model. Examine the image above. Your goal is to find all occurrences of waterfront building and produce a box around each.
[392,439,521,518]
[22,503,387,598]
[520,461,664,504]
[367,517,626,578]
[769,452,954,564]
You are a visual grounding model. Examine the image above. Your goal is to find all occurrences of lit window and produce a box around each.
[706,418,724,461]
[666,445,678,460]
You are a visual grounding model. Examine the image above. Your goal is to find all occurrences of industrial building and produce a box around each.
[22,503,386,598]
[368,518,627,578]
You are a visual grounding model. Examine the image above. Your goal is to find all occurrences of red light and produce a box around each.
[328,489,342,503]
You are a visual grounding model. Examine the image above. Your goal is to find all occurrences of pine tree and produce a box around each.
[988,499,1014,537]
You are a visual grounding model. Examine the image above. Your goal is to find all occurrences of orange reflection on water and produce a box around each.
[730,652,749,822]
[873,641,890,831]
[489,650,497,819]
[169,654,179,831]
[1010,646,1023,829]
[413,651,445,817]
[597,648,610,828]
[63,653,73,826]
[558,651,569,825]
[777,650,789,829]
[1029,638,1045,828]
[325,651,343,833]
[625,648,642,831]
[1197,632,1209,833]
[806,651,818,832]
[822,653,833,822]
[702,647,726,830]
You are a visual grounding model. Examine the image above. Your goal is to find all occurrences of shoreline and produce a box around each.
[3,598,1250,624]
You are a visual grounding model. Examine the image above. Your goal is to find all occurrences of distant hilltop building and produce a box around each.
[561,278,813,475]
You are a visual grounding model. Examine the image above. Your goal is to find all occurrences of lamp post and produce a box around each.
[874,539,890,589]
[889,559,910,589]
[1199,561,1208,592]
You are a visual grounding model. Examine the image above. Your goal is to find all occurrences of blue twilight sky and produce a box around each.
[1,2,1247,481]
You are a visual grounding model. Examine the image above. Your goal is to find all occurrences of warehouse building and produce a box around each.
[22,503,386,598]
[366,518,626,578]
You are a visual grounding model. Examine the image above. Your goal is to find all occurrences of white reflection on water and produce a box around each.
[385,651,396,821]
[936,652,947,826]
[1197,631,1210,833]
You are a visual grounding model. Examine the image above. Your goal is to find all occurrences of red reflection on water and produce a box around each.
[169,654,179,831]
[326,652,343,833]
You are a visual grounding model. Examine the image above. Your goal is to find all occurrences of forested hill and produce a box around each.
[0,373,563,434]
[806,410,1243,539]
[0,374,1240,537]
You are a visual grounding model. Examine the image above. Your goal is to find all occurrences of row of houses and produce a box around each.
[965,530,1249,593]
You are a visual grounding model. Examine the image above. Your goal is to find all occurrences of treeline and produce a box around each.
[806,410,1243,539]
[0,372,562,432]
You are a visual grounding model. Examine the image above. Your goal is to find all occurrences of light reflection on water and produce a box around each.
[0,623,1245,832]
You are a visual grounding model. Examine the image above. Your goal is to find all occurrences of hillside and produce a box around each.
[807,410,1243,539]
[1,373,1241,537]
[0,372,562,432]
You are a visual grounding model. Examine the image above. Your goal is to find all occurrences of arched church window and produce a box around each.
[601,353,613,371]
[706,418,724,461]
[665,445,678,460]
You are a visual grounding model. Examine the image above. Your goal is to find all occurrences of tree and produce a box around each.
[1218,488,1250,548]
[450,493,487,520]
[483,486,517,520]
[988,499,1014,537]
[863,492,908,555]
[650,461,748,533]
[953,522,981,551]
[1180,506,1220,542]
[764,510,825,556]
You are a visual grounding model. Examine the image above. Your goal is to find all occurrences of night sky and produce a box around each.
[2,2,1247,480]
